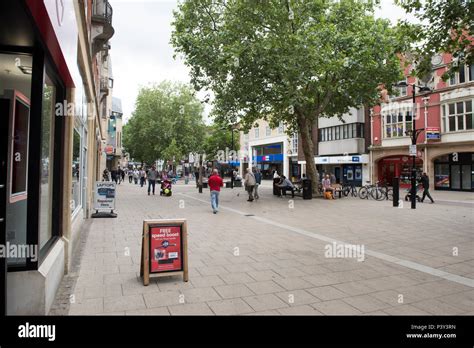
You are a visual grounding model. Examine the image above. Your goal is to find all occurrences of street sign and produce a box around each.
[409,145,417,156]
[426,127,440,140]
[140,219,189,286]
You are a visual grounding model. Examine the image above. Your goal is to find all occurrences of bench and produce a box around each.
[291,182,304,197]
[330,184,343,199]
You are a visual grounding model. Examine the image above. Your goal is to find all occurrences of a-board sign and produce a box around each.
[140,219,189,285]
[94,181,116,210]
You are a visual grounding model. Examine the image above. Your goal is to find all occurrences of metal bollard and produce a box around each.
[392,177,399,207]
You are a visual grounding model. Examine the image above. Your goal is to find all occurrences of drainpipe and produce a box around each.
[369,108,374,184]
[422,96,430,187]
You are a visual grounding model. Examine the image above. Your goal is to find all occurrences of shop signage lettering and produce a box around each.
[94,182,116,210]
[141,219,189,286]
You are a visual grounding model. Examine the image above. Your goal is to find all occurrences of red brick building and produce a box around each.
[370,54,474,191]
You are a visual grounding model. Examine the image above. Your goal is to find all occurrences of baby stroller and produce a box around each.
[404,184,422,202]
[160,179,172,196]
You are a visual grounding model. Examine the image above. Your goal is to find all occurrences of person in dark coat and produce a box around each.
[419,172,434,203]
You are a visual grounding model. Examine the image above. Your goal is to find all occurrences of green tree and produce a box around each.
[123,81,206,165]
[202,123,240,161]
[395,0,473,79]
[171,0,408,191]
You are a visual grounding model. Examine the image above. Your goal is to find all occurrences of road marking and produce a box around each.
[179,192,474,288]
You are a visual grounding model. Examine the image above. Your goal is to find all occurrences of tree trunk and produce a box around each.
[297,113,320,195]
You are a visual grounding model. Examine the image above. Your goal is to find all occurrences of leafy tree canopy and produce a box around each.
[172,0,409,190]
[395,0,473,79]
[123,81,205,165]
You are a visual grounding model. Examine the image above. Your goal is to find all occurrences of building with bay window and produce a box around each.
[370,53,473,191]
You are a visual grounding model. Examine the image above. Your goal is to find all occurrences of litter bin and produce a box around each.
[273,178,280,195]
[302,179,312,200]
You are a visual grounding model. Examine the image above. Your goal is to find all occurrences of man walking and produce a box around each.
[111,168,118,184]
[244,168,256,202]
[253,167,262,200]
[139,167,146,187]
[147,165,159,195]
[208,169,223,214]
[419,172,434,204]
[128,168,133,183]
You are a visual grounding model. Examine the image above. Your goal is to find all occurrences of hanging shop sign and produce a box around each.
[140,219,189,286]
[426,127,441,140]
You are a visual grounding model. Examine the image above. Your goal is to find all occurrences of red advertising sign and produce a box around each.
[149,225,182,273]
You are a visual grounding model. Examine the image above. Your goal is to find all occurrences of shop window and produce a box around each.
[71,129,81,214]
[435,164,450,188]
[1,52,33,267]
[39,74,56,251]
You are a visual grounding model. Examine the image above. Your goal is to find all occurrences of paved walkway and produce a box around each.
[50,180,474,315]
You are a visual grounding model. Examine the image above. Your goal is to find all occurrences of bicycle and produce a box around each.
[342,182,358,197]
[378,181,393,201]
[359,181,386,200]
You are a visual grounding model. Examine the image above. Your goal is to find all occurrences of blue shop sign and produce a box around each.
[253,154,284,162]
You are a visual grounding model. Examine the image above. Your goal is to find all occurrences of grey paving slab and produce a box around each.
[168,303,214,315]
[207,298,255,315]
[104,294,146,313]
[243,294,290,312]
[214,284,255,299]
[50,182,474,316]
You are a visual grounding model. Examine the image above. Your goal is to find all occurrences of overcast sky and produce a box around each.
[110,0,417,123]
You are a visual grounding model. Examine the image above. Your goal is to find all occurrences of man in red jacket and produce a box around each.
[208,169,224,214]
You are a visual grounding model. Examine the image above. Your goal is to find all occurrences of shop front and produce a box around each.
[316,155,369,186]
[0,0,97,314]
[434,152,474,191]
[252,143,284,179]
[377,155,423,188]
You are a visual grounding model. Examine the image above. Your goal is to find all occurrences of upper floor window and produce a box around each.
[278,122,284,134]
[291,134,298,154]
[318,123,364,142]
[442,99,473,132]
[449,64,474,86]
[265,126,271,136]
[384,111,412,138]
[390,79,408,99]
[254,127,259,139]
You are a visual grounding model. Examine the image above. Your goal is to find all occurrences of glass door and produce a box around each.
[451,165,461,190]
[461,165,471,190]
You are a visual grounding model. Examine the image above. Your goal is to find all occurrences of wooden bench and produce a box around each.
[331,184,343,199]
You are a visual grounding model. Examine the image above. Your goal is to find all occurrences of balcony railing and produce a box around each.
[92,0,113,24]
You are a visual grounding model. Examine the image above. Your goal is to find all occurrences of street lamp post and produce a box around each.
[394,82,431,209]
[231,129,234,189]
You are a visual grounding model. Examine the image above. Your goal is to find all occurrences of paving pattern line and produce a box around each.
[179,192,474,288]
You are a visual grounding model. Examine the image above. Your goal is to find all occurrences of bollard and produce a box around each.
[392,177,399,207]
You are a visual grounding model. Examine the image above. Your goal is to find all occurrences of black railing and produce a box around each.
[92,0,113,24]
